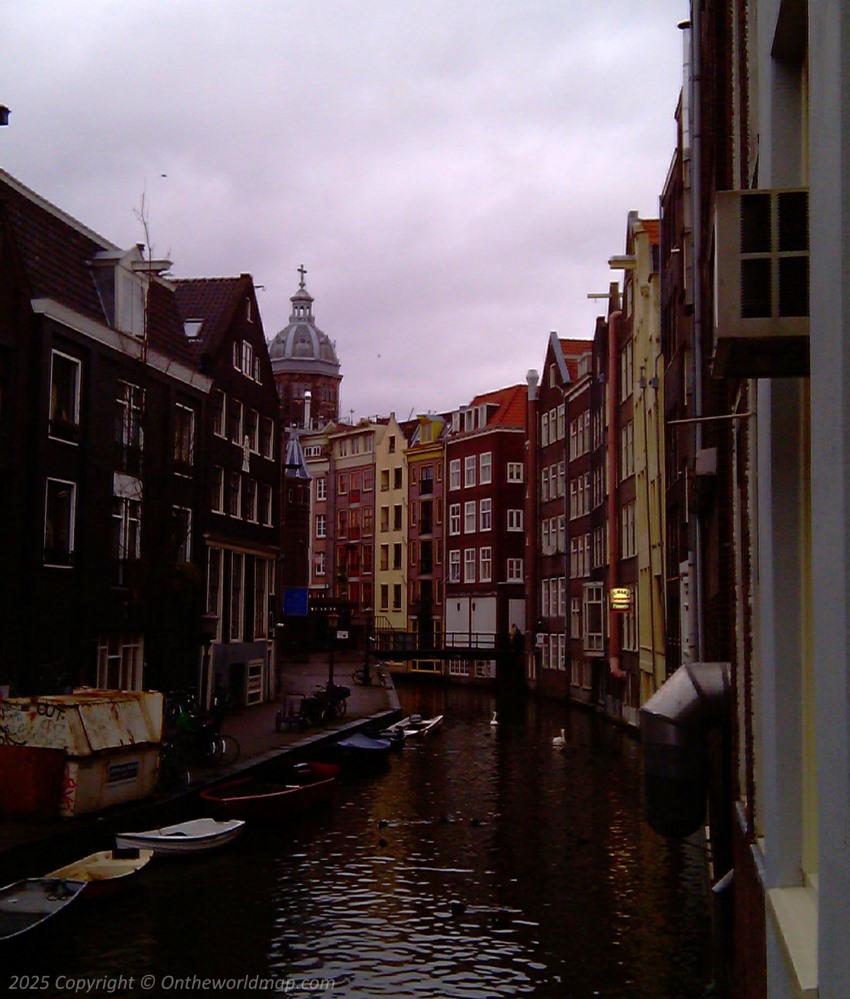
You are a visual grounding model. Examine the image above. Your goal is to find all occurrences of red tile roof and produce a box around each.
[468,383,527,429]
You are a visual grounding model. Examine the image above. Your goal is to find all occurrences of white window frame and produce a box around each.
[230,551,244,641]
[116,381,144,450]
[464,548,476,582]
[49,350,81,442]
[96,634,144,691]
[583,582,605,653]
[506,557,523,582]
[507,509,523,531]
[174,403,195,469]
[507,462,523,483]
[464,455,476,488]
[172,505,192,562]
[464,500,477,534]
[212,389,227,438]
[449,459,461,490]
[449,503,461,536]
[44,477,76,566]
[480,546,492,582]
[479,497,492,531]
[479,451,493,484]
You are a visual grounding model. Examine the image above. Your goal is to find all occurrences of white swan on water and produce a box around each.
[552,728,566,748]
[490,712,498,727]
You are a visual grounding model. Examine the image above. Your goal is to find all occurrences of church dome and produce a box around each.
[268,271,340,375]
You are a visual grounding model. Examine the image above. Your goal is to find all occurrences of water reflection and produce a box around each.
[15,684,710,998]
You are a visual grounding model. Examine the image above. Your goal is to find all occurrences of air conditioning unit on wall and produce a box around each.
[713,188,809,377]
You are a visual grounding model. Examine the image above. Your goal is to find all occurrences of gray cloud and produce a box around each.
[3,0,687,418]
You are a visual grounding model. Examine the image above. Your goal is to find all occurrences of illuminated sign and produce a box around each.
[610,587,632,611]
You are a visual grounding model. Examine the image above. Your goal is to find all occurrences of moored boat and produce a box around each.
[324,732,393,771]
[0,878,87,943]
[115,817,245,857]
[45,849,152,898]
[199,761,339,820]
[380,713,444,739]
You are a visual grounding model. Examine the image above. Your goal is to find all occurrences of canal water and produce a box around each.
[13,684,712,999]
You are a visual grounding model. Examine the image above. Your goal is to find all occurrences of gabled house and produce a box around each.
[526,334,592,699]
[173,276,280,708]
[405,413,448,676]
[444,384,527,682]
[373,415,407,640]
[0,170,211,696]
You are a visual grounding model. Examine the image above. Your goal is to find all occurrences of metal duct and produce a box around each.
[640,662,730,838]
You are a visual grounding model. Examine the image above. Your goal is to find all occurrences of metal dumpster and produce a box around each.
[0,688,163,818]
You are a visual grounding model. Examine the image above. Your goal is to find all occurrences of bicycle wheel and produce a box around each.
[196,734,224,767]
[351,668,367,686]
[219,735,241,767]
[336,696,348,717]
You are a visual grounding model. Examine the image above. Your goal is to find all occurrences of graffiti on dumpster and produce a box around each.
[59,766,77,814]
[0,702,72,750]
[0,707,28,747]
[35,700,68,720]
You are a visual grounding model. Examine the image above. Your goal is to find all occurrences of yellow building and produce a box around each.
[614,214,666,704]
[373,415,408,637]
[405,414,447,674]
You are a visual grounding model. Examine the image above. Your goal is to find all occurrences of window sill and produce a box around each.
[766,881,818,998]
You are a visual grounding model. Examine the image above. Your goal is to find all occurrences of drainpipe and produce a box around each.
[607,302,626,679]
[525,369,540,685]
[640,660,730,837]
[639,367,658,692]
[689,0,706,661]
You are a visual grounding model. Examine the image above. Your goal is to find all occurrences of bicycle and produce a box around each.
[352,665,387,687]
[159,690,241,786]
[303,683,350,726]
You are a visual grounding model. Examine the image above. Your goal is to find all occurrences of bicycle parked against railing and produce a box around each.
[158,690,241,787]
[274,683,350,731]
[351,663,387,687]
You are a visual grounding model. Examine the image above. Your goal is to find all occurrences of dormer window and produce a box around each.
[91,246,170,338]
[117,270,146,336]
[184,319,203,339]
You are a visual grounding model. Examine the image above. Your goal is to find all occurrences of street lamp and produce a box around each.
[327,609,339,688]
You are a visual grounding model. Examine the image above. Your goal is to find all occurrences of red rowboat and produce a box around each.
[199,761,339,820]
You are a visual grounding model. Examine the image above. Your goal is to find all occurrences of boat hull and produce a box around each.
[381,714,444,739]
[323,733,393,771]
[45,850,152,899]
[199,761,339,820]
[115,818,245,857]
[0,878,87,943]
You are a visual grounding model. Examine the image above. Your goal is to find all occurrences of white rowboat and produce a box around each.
[381,714,444,739]
[115,817,245,857]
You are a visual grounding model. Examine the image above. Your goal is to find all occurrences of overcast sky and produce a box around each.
[4,0,687,422]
